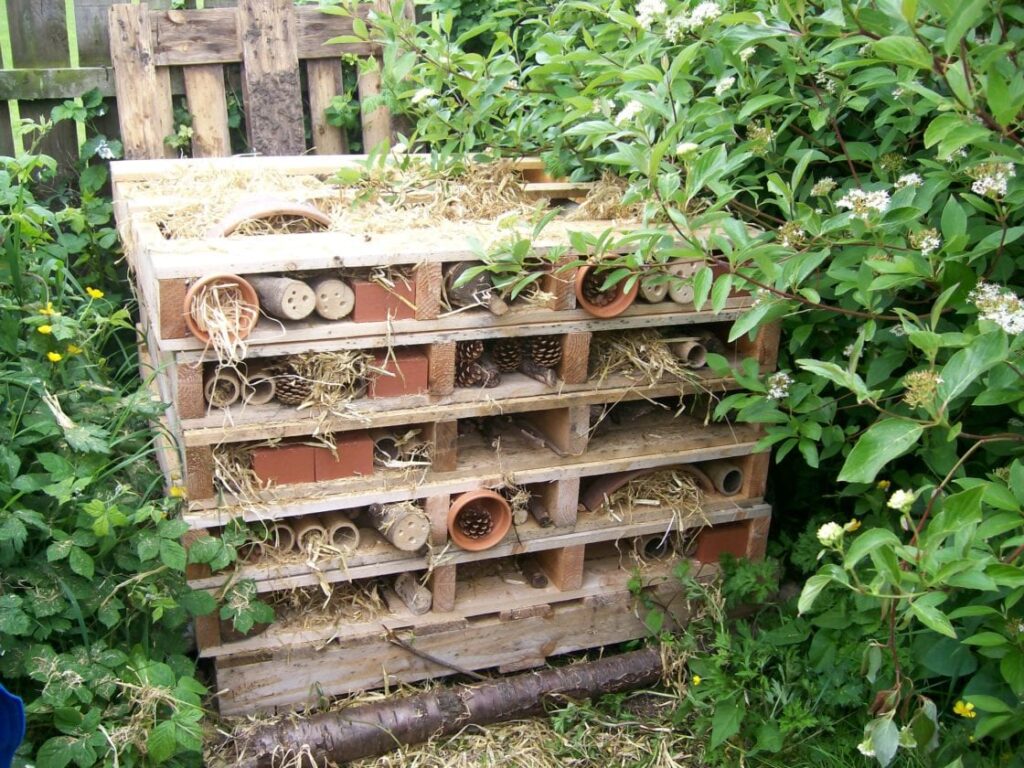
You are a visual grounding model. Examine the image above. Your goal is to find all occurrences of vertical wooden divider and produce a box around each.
[736,321,781,370]
[175,361,205,420]
[740,452,770,499]
[428,342,456,396]
[425,494,456,612]
[523,406,590,457]
[745,516,771,561]
[182,530,222,649]
[428,421,458,471]
[305,59,348,154]
[158,278,190,340]
[537,477,580,528]
[536,544,585,591]
[558,331,591,385]
[543,253,577,310]
[185,445,216,501]
[414,262,443,320]
[182,65,231,157]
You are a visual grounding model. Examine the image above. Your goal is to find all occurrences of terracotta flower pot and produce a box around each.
[206,196,331,237]
[447,489,512,551]
[182,273,260,343]
[574,265,639,318]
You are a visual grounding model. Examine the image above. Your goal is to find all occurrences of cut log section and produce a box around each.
[638,276,668,303]
[393,572,432,615]
[310,277,355,320]
[367,503,430,552]
[247,275,317,321]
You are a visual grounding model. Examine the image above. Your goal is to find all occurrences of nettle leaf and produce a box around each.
[710,697,745,750]
[0,594,31,635]
[838,419,924,484]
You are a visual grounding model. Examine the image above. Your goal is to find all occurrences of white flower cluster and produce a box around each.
[911,227,942,256]
[836,188,891,220]
[714,76,736,97]
[817,522,844,547]
[811,177,836,196]
[95,139,115,160]
[766,371,793,400]
[614,100,644,126]
[665,1,721,42]
[411,87,433,105]
[970,162,1015,198]
[739,47,755,62]
[887,489,916,513]
[894,172,923,189]
[814,71,838,95]
[969,281,1024,334]
[636,0,666,30]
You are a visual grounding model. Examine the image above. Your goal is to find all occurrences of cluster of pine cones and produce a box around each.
[455,336,563,388]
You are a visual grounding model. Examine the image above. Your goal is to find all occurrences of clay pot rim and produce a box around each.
[207,196,332,238]
[447,489,513,551]
[182,273,260,343]
[574,264,639,318]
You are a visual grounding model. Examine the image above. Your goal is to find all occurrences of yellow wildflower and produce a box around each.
[86,287,104,300]
[39,302,57,316]
[37,324,53,335]
[877,479,891,491]
[691,675,702,686]
[67,344,83,356]
[47,351,63,362]
[169,486,187,499]
[953,700,976,719]
[844,519,861,532]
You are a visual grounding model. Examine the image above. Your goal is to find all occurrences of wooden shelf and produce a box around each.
[189,500,770,594]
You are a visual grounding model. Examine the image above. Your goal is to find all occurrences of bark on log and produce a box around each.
[367,503,430,551]
[393,572,432,615]
[232,646,664,767]
[519,359,558,386]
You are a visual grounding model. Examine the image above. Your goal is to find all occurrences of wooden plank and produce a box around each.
[237,0,305,156]
[427,342,456,396]
[741,451,770,498]
[173,359,205,420]
[535,545,585,591]
[558,331,591,385]
[108,3,174,159]
[157,278,189,340]
[213,573,691,714]
[356,58,390,151]
[0,67,115,99]
[523,406,589,457]
[182,64,231,157]
[746,515,771,561]
[430,564,456,613]
[429,420,458,472]
[190,502,769,598]
[538,477,579,527]
[7,0,71,69]
[185,445,215,501]
[305,58,347,154]
[424,494,449,546]
[414,262,442,320]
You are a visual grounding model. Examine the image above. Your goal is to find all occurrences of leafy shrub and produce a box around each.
[355,0,1024,763]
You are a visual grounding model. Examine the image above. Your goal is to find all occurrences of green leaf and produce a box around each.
[962,631,1009,647]
[754,722,783,753]
[36,736,76,768]
[710,698,744,750]
[1000,649,1024,697]
[937,332,1007,406]
[873,36,932,70]
[838,419,924,483]
[869,716,900,767]
[944,0,988,55]
[68,547,94,579]
[0,594,31,635]
[798,573,833,614]
[909,594,957,639]
[147,720,178,764]
[967,694,1011,713]
[159,539,187,571]
[844,528,901,569]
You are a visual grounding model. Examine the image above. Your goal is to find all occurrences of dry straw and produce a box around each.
[595,469,706,530]
[188,280,258,367]
[589,329,703,388]
[286,350,377,413]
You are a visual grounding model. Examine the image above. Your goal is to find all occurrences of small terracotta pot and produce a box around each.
[207,196,331,237]
[447,489,512,551]
[574,265,638,318]
[183,274,260,343]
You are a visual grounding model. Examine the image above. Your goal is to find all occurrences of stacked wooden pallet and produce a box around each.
[112,154,777,715]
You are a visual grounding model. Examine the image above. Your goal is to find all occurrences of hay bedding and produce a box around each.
[589,329,703,388]
[143,160,640,240]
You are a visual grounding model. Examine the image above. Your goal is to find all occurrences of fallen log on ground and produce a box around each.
[232,645,664,766]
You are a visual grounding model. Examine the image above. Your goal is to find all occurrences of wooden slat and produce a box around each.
[183,64,231,157]
[535,545,585,591]
[305,58,348,154]
[237,0,305,155]
[356,59,391,151]
[108,3,174,159]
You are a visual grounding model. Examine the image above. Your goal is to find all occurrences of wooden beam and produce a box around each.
[182,64,230,157]
[305,58,347,154]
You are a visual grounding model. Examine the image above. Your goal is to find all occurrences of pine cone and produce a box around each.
[581,270,617,307]
[274,365,312,406]
[456,504,494,539]
[527,335,563,368]
[456,358,485,388]
[456,339,484,366]
[491,338,522,372]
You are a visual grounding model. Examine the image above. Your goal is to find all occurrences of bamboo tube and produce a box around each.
[638,276,668,303]
[367,503,430,551]
[203,367,242,407]
[669,338,708,368]
[634,534,673,560]
[518,556,549,588]
[445,262,509,315]
[529,497,554,528]
[705,461,744,496]
[269,521,296,551]
[247,275,317,321]
[293,515,328,553]
[667,263,697,304]
[310,277,355,320]
[240,364,276,405]
[322,511,360,553]
[370,431,401,462]
[393,572,432,615]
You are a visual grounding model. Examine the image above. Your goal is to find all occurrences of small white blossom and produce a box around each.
[970,281,1024,334]
[895,173,923,189]
[691,1,721,24]
[614,100,644,126]
[836,188,891,220]
[971,165,1013,198]
[506,79,519,90]
[843,343,855,358]
[890,325,907,337]
[946,148,968,162]
[811,177,836,196]
[411,87,433,104]
[857,739,876,758]
[887,489,916,513]
[636,0,666,30]
[892,86,905,98]
[739,47,755,62]
[95,139,115,160]
[714,76,736,97]
[911,228,941,256]
[766,371,793,400]
[815,71,838,95]
[675,142,699,156]
[817,522,845,547]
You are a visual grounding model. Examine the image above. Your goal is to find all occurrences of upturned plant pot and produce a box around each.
[579,465,714,512]
[206,196,331,237]
[574,265,639,318]
[183,273,260,343]
[447,489,513,551]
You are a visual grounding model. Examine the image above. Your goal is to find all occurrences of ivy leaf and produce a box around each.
[838,419,924,484]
